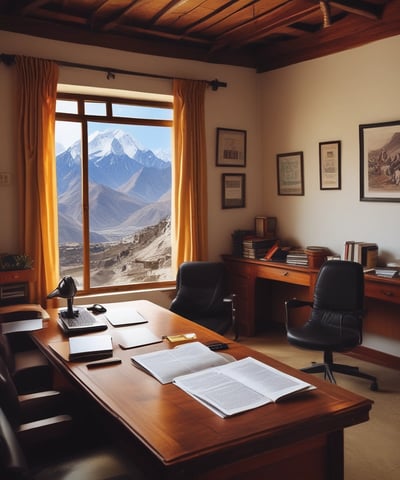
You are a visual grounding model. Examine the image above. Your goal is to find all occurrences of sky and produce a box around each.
[55,101,172,160]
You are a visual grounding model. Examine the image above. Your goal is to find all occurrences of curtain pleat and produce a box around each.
[173,79,208,270]
[15,56,59,306]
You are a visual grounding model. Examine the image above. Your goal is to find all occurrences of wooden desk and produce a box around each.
[31,300,371,480]
[364,272,400,304]
[223,255,319,336]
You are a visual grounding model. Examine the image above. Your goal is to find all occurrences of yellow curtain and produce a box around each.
[15,56,59,306]
[173,79,208,269]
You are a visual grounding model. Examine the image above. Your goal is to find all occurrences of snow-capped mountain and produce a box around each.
[56,129,171,244]
[89,129,140,160]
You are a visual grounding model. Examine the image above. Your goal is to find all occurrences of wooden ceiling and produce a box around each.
[1,0,400,72]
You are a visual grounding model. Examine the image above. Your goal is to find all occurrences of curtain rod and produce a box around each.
[0,54,227,91]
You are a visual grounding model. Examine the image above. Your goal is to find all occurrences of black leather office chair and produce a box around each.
[170,261,238,339]
[0,355,70,428]
[0,357,145,480]
[0,331,53,395]
[285,260,378,390]
[0,406,144,480]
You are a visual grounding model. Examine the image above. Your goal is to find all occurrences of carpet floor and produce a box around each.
[238,325,400,480]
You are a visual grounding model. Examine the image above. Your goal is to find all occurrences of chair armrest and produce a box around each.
[13,349,53,395]
[18,390,66,424]
[17,413,73,449]
[223,294,239,340]
[284,298,313,329]
[285,298,313,309]
[223,293,236,304]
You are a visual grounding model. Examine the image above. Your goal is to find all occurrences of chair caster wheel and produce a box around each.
[370,382,378,391]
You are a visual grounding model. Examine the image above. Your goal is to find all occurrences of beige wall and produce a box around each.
[260,35,400,264]
[0,31,263,264]
[1,31,399,354]
[259,35,400,355]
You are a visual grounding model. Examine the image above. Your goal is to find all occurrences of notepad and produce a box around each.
[116,327,162,350]
[68,334,113,361]
[105,307,148,327]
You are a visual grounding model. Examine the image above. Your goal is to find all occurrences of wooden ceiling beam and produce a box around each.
[256,1,400,72]
[20,7,88,25]
[117,23,211,45]
[19,0,49,15]
[97,0,144,31]
[212,2,320,51]
[330,0,385,20]
[175,0,242,36]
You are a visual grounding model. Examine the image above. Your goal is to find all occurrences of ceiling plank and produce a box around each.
[20,0,49,15]
[97,0,144,31]
[330,0,385,20]
[0,0,397,72]
[212,1,320,51]
[256,0,400,72]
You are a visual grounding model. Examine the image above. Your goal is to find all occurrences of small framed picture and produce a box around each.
[216,128,246,167]
[360,120,400,202]
[255,216,277,237]
[222,173,245,209]
[319,141,341,190]
[277,151,304,196]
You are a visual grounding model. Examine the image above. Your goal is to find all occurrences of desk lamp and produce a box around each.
[47,276,77,318]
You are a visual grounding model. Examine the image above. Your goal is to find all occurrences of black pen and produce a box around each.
[86,358,122,369]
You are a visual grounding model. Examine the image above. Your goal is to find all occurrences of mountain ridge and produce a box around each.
[56,128,171,244]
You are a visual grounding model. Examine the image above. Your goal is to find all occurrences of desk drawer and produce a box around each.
[365,279,400,304]
[255,265,312,286]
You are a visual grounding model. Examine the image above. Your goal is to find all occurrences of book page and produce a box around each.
[213,357,314,402]
[131,342,233,384]
[173,357,314,417]
[173,369,271,417]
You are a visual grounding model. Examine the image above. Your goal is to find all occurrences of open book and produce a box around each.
[131,342,315,417]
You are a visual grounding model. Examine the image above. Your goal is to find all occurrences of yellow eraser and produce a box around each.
[164,333,197,342]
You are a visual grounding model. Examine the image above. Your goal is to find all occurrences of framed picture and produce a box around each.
[216,128,246,167]
[277,151,304,195]
[255,216,277,237]
[222,173,245,208]
[360,120,400,202]
[319,141,341,190]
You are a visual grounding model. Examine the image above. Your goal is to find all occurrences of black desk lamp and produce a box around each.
[47,276,77,318]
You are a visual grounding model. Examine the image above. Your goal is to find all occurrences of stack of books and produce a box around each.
[242,237,277,259]
[231,230,254,257]
[286,250,308,266]
[374,268,399,278]
[343,241,378,268]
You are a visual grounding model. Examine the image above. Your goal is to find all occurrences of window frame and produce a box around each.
[55,92,174,296]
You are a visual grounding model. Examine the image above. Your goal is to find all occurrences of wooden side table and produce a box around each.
[0,269,34,305]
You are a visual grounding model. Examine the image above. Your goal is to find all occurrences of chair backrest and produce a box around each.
[0,407,29,480]
[0,357,21,430]
[311,260,364,331]
[0,333,16,374]
[170,262,227,318]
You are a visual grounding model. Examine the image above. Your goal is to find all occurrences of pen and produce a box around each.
[86,358,122,369]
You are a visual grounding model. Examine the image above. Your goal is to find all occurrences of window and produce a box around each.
[55,93,174,294]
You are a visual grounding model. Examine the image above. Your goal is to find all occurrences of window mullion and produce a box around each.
[81,119,91,292]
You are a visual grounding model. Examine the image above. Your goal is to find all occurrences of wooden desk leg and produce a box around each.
[327,430,344,480]
[233,272,256,337]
